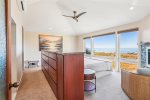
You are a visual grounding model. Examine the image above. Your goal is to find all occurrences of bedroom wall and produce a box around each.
[140,15,150,42]
[24,32,78,67]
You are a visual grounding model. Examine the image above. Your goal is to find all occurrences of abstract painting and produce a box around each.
[39,35,63,52]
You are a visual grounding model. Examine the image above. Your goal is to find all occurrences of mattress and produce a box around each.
[84,57,112,72]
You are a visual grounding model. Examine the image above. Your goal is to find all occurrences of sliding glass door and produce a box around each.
[83,29,139,71]
[93,34,116,69]
[119,30,139,71]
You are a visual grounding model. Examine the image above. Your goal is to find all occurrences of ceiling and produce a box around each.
[22,0,150,35]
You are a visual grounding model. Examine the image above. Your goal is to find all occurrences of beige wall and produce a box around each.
[140,15,150,42]
[63,36,77,52]
[24,32,78,67]
[24,32,41,66]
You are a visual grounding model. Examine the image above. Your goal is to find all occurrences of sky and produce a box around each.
[85,31,138,49]
[120,31,138,48]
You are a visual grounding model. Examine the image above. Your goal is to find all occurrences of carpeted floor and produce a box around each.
[84,72,130,100]
[16,68,129,100]
[15,67,57,100]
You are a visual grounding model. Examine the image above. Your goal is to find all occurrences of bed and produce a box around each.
[84,57,112,78]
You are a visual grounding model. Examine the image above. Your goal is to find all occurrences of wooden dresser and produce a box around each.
[121,70,150,100]
[41,51,84,100]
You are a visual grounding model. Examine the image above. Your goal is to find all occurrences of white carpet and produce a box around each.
[16,68,129,100]
[84,71,130,100]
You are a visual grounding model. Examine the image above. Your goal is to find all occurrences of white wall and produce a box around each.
[140,15,150,42]
[63,36,77,52]
[24,32,41,66]
[11,0,23,100]
[24,32,78,67]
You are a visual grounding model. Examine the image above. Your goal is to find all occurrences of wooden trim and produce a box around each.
[118,28,139,33]
[92,32,115,38]
[83,28,138,39]
[83,37,91,39]
[5,0,11,100]
[83,32,115,39]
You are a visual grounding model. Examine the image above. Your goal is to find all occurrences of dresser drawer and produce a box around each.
[48,66,57,83]
[48,78,57,97]
[49,53,57,60]
[49,58,57,70]
[41,59,46,69]
[42,59,49,72]
[42,51,49,57]
[44,69,57,97]
[42,54,49,63]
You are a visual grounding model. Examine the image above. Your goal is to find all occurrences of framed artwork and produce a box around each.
[39,34,63,51]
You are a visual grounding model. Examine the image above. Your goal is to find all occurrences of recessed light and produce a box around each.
[130,6,134,10]
[48,27,53,30]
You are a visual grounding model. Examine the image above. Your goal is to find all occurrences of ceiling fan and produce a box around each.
[63,11,87,22]
[16,0,26,11]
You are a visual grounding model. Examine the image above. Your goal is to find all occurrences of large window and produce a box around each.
[93,34,116,69]
[84,38,92,55]
[83,29,139,71]
[119,30,138,71]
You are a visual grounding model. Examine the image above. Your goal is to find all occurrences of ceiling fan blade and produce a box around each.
[62,15,73,18]
[76,12,87,18]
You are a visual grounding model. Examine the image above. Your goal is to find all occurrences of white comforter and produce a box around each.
[84,57,112,72]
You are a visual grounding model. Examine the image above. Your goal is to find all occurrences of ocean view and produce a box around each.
[93,48,138,53]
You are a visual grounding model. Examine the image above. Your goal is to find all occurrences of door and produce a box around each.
[92,33,116,70]
[118,29,139,71]
[0,0,11,100]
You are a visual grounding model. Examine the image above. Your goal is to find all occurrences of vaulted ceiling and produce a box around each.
[22,0,150,35]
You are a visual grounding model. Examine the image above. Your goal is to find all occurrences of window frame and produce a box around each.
[83,37,92,55]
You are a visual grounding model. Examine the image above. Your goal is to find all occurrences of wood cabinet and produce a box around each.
[121,70,150,100]
[41,51,84,100]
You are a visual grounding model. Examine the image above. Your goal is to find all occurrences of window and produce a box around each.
[83,28,139,71]
[119,30,138,71]
[93,34,116,69]
[93,34,116,57]
[84,38,92,55]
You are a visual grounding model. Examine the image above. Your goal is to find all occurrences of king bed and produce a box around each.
[84,57,112,78]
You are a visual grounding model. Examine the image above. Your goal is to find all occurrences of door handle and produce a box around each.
[9,82,19,89]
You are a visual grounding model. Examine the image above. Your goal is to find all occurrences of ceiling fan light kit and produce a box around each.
[63,11,87,22]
